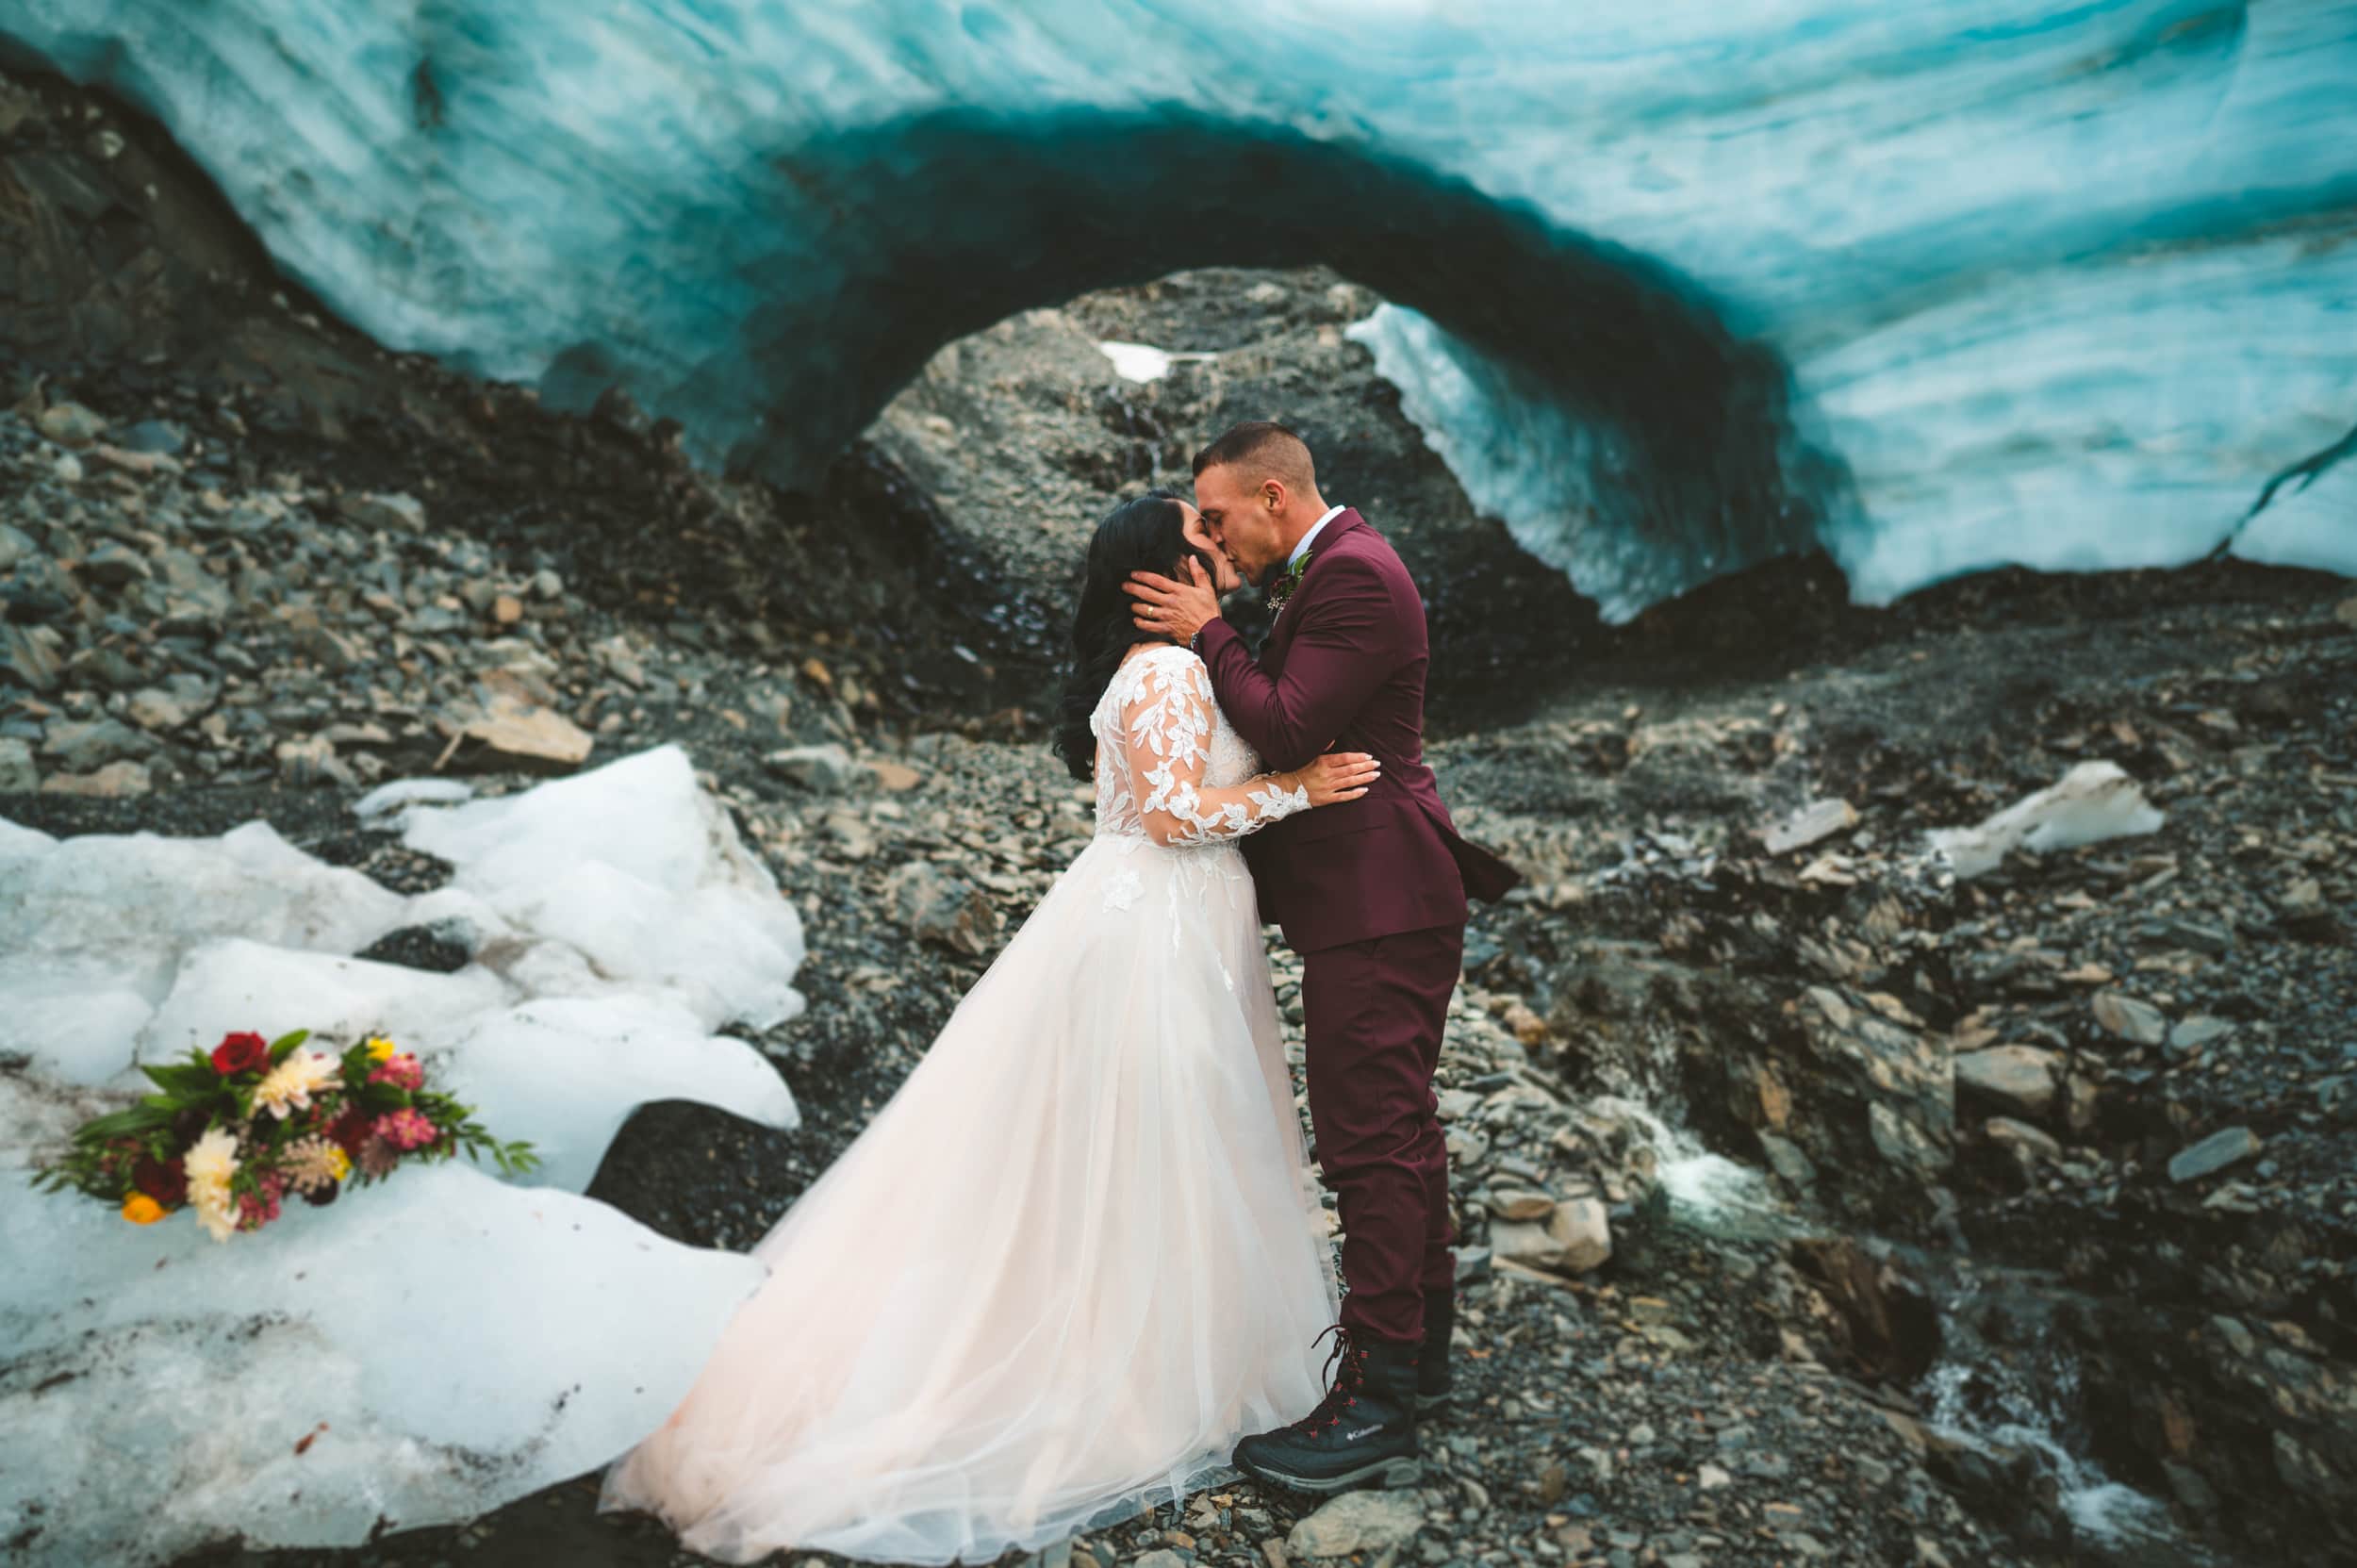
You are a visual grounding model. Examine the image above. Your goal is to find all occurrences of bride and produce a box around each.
[595,489,1381,1564]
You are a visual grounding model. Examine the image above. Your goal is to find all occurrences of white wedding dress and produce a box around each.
[596,644,1343,1564]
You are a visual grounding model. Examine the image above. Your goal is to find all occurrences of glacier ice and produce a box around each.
[0,2,2350,618]
[0,744,803,1564]
[1928,761,2167,881]
[0,1165,766,1566]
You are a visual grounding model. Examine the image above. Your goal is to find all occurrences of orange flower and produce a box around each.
[122,1193,166,1225]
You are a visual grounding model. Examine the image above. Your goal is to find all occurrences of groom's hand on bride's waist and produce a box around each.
[1124,559,1221,647]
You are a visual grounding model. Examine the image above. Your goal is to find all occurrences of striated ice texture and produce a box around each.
[0,1166,766,1566]
[0,744,800,1565]
[1,2,2351,619]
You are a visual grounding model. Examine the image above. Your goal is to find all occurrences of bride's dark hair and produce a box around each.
[1053,488,1215,782]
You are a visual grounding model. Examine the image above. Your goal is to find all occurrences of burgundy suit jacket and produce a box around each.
[1197,510,1519,952]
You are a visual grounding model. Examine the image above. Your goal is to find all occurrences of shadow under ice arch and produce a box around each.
[536,107,1839,614]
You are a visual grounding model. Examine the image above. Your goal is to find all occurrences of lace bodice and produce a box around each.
[1091,646,1310,846]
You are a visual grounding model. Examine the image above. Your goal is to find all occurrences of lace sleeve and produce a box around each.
[1118,651,1310,849]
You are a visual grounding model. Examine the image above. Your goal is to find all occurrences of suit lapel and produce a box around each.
[1261,511,1366,671]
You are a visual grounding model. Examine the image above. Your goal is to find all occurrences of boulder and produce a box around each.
[1286,1490,1426,1559]
[1953,1046,2060,1119]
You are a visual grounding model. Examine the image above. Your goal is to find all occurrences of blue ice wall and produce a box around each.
[3,0,2350,620]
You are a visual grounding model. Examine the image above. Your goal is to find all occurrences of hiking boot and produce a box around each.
[1231,1325,1421,1494]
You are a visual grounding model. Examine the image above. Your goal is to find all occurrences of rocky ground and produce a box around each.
[6,58,2355,1568]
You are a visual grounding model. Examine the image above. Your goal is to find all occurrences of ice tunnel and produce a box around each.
[4,0,2352,622]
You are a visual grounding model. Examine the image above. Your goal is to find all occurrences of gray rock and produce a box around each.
[126,673,219,731]
[0,522,34,571]
[275,734,354,787]
[2143,916,2232,956]
[2091,991,2167,1047]
[78,538,150,586]
[40,717,150,771]
[338,491,428,533]
[1490,1195,1610,1275]
[1799,985,1954,1186]
[1761,797,1858,855]
[39,759,151,797]
[1984,1116,2062,1174]
[37,401,106,448]
[452,694,594,772]
[1485,1188,1558,1221]
[766,742,862,792]
[1757,1131,1818,1187]
[2168,1127,2262,1184]
[2,623,66,691]
[1286,1491,1425,1559]
[885,863,1004,957]
[119,419,189,455]
[2168,1016,2235,1056]
[0,736,37,791]
[1953,1046,2060,1119]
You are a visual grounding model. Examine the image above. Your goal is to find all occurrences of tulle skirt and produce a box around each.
[595,832,1341,1563]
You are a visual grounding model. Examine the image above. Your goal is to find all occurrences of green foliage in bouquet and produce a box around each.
[29,1028,539,1239]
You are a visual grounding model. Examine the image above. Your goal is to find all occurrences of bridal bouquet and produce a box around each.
[30,1029,539,1240]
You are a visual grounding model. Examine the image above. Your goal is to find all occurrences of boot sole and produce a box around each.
[1413,1391,1450,1417]
[1233,1452,1425,1494]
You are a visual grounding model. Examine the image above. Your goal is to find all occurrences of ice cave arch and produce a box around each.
[536,107,1838,624]
[6,0,2353,622]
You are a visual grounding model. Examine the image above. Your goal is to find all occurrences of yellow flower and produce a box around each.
[366,1035,397,1063]
[122,1193,165,1225]
[328,1147,353,1180]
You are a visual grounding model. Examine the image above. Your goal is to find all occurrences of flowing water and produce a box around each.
[1605,1100,2234,1564]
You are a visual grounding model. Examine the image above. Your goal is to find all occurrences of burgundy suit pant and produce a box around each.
[1301,922,1463,1345]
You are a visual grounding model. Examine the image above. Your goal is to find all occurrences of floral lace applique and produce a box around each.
[1091,647,1309,850]
[1101,867,1145,912]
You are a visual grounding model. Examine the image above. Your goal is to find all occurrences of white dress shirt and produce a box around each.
[1289,503,1346,571]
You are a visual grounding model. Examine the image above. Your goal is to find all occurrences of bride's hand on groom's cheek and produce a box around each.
[1123,559,1219,643]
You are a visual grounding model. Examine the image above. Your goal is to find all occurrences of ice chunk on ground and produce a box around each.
[1928,762,2166,881]
[431,995,800,1192]
[393,744,805,1031]
[134,934,511,1072]
[0,745,809,1560]
[354,775,475,820]
[0,1165,766,1567]
[1096,340,1214,383]
[0,818,410,999]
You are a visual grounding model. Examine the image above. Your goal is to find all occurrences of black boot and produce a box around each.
[1415,1287,1456,1416]
[1232,1326,1421,1494]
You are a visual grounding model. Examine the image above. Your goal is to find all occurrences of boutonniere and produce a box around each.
[1265,549,1314,616]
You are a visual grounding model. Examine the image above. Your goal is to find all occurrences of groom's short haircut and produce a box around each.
[1192,421,1316,492]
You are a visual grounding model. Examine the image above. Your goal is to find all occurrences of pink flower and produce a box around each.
[372,1108,440,1152]
[236,1182,284,1230]
[368,1053,426,1091]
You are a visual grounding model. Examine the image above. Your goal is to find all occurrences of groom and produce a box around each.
[1127,421,1518,1493]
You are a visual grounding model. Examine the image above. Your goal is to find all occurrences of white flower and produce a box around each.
[192,1189,239,1242]
[184,1126,242,1243]
[253,1050,341,1120]
[183,1125,239,1186]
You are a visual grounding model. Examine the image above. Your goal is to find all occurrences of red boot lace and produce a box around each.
[1288,1324,1368,1434]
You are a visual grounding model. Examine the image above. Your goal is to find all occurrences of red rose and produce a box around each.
[326,1106,371,1155]
[132,1155,188,1208]
[210,1032,272,1076]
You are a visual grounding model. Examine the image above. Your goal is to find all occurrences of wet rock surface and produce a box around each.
[7,59,2351,1568]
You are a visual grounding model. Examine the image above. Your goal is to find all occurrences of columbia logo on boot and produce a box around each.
[1342,1425,1380,1441]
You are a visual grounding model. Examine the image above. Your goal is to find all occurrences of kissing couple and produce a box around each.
[597,421,1520,1564]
